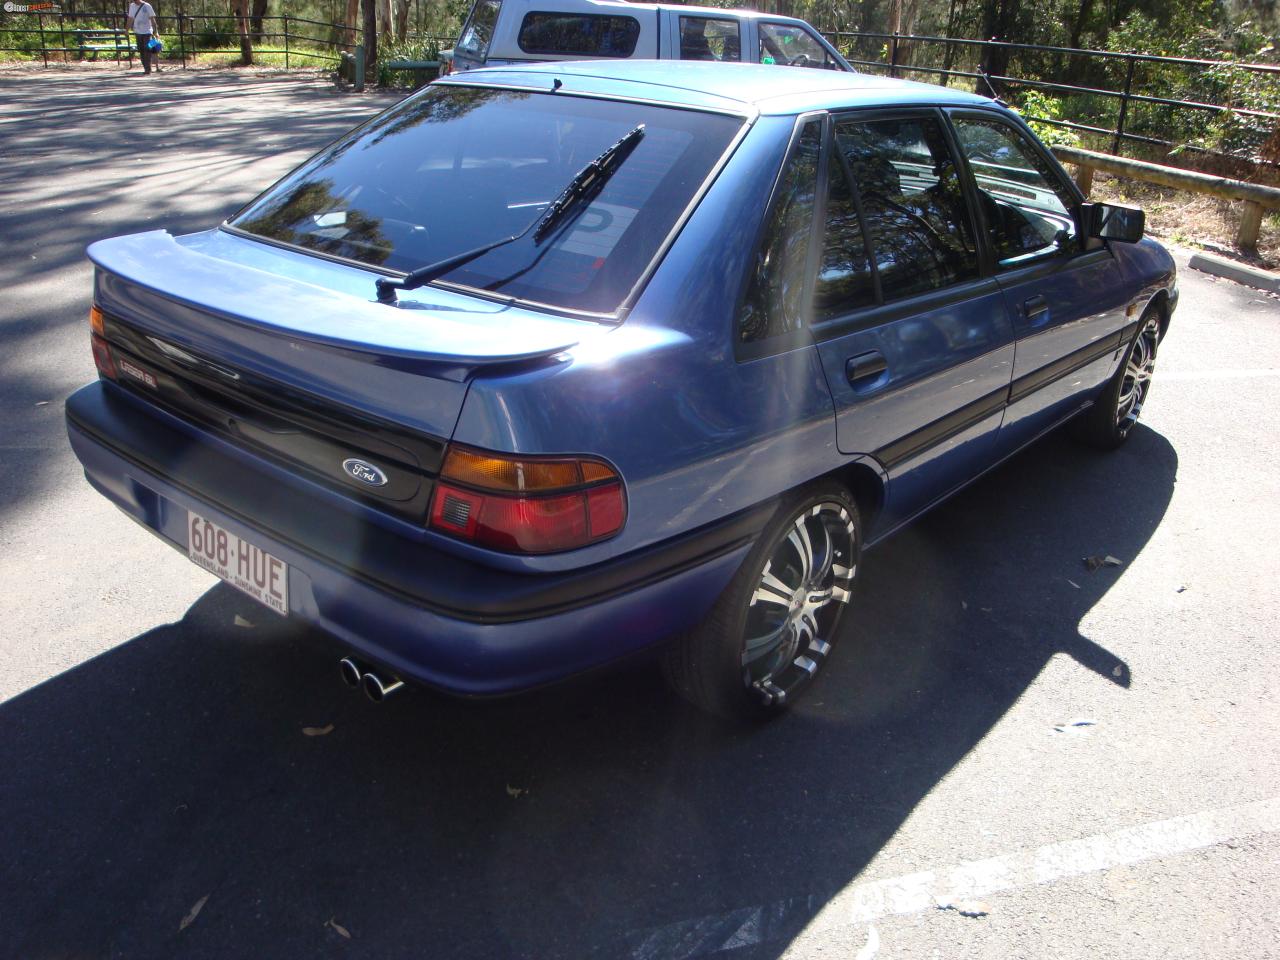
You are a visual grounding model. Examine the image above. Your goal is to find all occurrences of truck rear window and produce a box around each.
[231,86,743,316]
[455,0,501,60]
[517,13,641,57]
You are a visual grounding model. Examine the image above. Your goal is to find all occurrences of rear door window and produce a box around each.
[831,115,979,304]
[679,16,741,62]
[518,12,641,57]
[455,0,502,60]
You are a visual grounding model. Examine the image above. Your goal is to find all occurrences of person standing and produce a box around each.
[126,0,159,74]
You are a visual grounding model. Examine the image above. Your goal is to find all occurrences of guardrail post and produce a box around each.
[284,15,289,68]
[1112,54,1137,156]
[1238,200,1263,252]
[1074,163,1094,197]
[38,13,47,67]
[354,43,365,91]
[889,32,899,78]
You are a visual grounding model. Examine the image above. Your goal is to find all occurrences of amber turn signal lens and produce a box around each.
[442,445,617,493]
[89,305,106,337]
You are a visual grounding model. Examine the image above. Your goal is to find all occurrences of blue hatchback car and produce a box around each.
[67,62,1176,718]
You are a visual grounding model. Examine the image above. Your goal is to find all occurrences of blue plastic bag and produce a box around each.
[147,36,163,51]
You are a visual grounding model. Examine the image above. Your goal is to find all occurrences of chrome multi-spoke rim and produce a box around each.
[743,502,856,704]
[1117,316,1160,433]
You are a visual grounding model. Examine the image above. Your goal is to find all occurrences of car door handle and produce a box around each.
[1023,295,1050,321]
[845,350,888,389]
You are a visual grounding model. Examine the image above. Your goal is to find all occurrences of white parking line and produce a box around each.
[625,796,1280,960]
[1159,368,1280,380]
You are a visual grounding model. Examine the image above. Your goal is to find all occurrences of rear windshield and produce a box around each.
[518,13,641,57]
[455,0,501,60]
[231,86,743,315]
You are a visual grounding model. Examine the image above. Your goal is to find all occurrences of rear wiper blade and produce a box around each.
[533,123,645,241]
[375,123,645,304]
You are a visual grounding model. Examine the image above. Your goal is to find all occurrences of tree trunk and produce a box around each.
[394,0,410,42]
[344,0,360,51]
[232,0,253,65]
[249,0,267,44]
[978,0,1019,97]
[377,0,393,46]
[362,0,376,79]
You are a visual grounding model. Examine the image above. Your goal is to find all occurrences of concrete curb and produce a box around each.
[1188,251,1280,292]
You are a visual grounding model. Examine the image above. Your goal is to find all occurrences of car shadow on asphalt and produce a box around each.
[0,425,1177,959]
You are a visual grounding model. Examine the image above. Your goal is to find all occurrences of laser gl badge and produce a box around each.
[342,458,388,487]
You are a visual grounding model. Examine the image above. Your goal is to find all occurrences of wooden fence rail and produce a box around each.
[1052,145,1280,251]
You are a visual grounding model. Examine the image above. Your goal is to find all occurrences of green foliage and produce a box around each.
[378,36,441,87]
[1013,89,1082,148]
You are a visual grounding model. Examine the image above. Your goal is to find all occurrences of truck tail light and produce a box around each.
[429,445,626,554]
[89,306,116,379]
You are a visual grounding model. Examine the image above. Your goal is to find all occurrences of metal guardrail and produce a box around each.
[824,30,1280,160]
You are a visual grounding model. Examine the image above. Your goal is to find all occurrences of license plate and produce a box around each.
[187,512,288,616]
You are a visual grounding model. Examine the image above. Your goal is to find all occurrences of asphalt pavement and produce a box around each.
[1,69,1278,960]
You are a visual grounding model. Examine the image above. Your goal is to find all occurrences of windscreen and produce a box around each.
[232,86,744,314]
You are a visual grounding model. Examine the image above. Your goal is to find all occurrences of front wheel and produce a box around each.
[1071,309,1161,449]
[663,482,861,720]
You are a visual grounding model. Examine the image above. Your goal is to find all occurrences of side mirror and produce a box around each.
[1084,202,1145,243]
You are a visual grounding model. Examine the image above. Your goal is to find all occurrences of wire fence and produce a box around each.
[0,10,360,69]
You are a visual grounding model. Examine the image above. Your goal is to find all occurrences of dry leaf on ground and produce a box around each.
[327,917,352,939]
[179,894,209,931]
[506,784,526,798]
[937,898,990,917]
[302,724,335,737]
[233,615,255,628]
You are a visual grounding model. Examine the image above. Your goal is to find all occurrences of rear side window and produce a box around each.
[758,22,834,69]
[832,115,979,304]
[739,119,822,344]
[456,0,501,59]
[679,16,741,62]
[518,12,641,57]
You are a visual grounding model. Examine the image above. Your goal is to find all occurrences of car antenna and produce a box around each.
[977,68,1007,106]
[552,78,563,92]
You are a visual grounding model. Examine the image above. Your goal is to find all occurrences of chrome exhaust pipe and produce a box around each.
[362,670,404,703]
[338,656,364,690]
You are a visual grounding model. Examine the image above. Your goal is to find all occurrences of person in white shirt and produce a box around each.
[126,0,159,74]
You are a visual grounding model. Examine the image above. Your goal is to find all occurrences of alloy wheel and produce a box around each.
[742,501,856,705]
[1116,315,1160,434]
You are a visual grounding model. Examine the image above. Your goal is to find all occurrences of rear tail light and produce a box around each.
[429,445,626,554]
[89,306,116,379]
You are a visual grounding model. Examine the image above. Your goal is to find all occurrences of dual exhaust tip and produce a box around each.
[339,656,404,703]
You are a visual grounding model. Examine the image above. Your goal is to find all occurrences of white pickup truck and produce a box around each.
[441,0,854,74]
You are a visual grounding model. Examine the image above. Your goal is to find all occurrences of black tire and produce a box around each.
[663,481,861,720]
[1070,308,1162,450]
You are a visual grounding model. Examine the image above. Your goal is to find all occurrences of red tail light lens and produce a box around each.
[429,446,626,554]
[91,333,116,379]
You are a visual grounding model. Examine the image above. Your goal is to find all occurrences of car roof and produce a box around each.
[443,60,997,117]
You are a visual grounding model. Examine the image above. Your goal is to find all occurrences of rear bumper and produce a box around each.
[66,381,758,695]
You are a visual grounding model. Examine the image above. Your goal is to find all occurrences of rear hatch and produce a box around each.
[89,228,591,522]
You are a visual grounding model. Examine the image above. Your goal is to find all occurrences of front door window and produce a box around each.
[951,117,1079,267]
